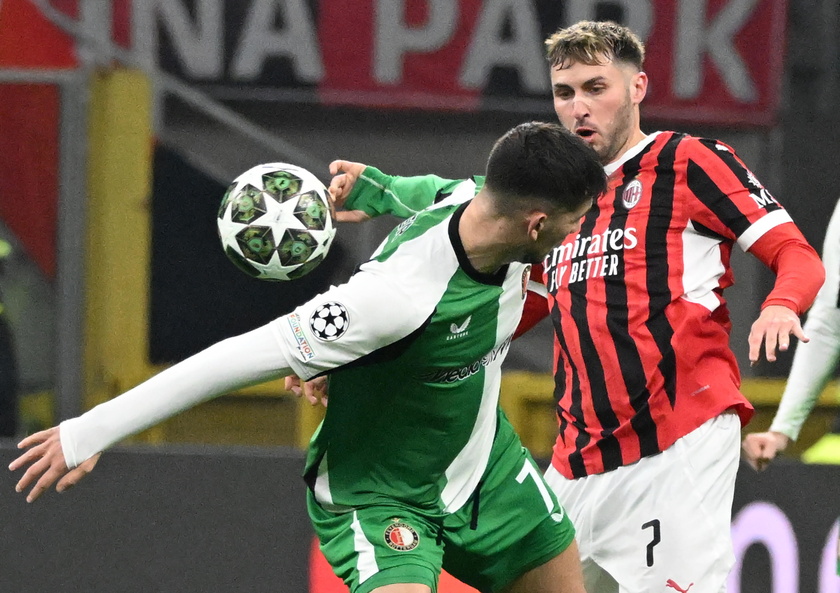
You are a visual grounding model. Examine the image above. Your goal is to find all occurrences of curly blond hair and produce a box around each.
[545,21,644,70]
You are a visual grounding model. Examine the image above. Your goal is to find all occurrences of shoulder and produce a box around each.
[671,133,742,160]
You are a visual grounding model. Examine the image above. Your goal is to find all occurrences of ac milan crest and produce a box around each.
[622,179,643,210]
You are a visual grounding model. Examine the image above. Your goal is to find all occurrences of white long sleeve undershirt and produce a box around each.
[769,303,840,440]
[60,324,293,468]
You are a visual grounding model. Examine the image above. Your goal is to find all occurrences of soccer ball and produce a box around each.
[217,163,336,281]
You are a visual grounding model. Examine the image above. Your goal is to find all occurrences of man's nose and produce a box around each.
[571,98,590,120]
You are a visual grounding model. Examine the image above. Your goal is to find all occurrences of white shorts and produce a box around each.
[544,412,741,593]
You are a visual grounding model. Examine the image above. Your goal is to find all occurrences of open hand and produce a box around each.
[748,305,807,365]
[8,427,101,503]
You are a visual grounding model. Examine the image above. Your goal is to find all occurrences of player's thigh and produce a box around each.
[443,446,577,592]
[502,539,586,593]
[308,494,443,593]
[595,414,741,592]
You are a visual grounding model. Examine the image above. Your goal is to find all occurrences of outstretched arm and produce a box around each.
[329,161,467,220]
[9,324,293,502]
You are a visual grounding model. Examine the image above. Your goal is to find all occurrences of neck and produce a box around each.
[605,120,646,167]
[459,197,518,274]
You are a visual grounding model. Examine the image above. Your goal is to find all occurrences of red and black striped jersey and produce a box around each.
[545,131,798,479]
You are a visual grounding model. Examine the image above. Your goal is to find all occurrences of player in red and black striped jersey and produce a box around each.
[526,21,825,592]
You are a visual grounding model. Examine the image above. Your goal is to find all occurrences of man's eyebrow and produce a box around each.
[552,76,608,91]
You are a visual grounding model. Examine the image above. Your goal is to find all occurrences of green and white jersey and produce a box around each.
[272,169,531,515]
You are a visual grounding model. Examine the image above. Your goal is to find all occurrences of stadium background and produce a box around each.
[0,0,837,591]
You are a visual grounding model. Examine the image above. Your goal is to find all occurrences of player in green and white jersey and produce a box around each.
[742,197,840,469]
[9,122,606,593]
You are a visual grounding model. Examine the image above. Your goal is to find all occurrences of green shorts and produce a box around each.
[308,435,575,593]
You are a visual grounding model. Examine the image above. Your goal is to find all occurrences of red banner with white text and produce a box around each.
[143,0,787,127]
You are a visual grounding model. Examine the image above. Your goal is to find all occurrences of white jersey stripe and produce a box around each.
[358,172,420,216]
[527,279,548,299]
[681,221,726,312]
[440,265,525,512]
[351,511,379,584]
[312,451,354,513]
[736,209,793,251]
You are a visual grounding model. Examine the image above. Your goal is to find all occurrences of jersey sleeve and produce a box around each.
[271,245,454,380]
[748,224,823,315]
[60,323,295,467]
[682,138,794,251]
[344,166,471,219]
[769,199,840,440]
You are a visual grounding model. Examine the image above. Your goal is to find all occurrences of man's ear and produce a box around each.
[527,212,548,241]
[631,71,648,105]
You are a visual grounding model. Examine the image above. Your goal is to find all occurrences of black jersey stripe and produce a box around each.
[606,139,662,462]
[695,139,783,214]
[686,158,753,238]
[434,189,452,204]
[645,135,680,412]
[567,200,624,475]
[551,304,587,478]
[690,219,728,242]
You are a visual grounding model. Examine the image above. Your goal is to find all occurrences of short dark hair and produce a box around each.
[484,121,606,214]
[545,21,645,71]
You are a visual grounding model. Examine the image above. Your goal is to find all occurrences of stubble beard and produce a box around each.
[597,91,636,166]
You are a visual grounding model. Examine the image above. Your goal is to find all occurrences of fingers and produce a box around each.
[56,453,101,493]
[285,375,303,397]
[327,161,354,207]
[10,419,101,502]
[9,426,60,473]
[8,441,51,472]
[285,375,329,407]
[21,465,63,503]
[747,328,762,366]
[748,306,805,364]
[302,380,320,405]
[15,450,68,503]
[764,328,780,362]
[303,376,329,406]
[740,437,760,470]
[14,428,55,453]
[792,323,809,343]
[327,160,366,213]
[755,450,776,472]
[329,160,348,176]
[741,434,779,472]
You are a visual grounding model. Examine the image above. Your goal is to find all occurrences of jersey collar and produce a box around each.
[603,131,662,177]
[449,201,508,286]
